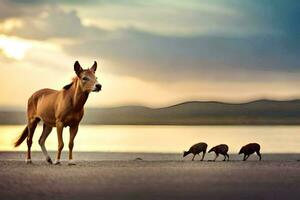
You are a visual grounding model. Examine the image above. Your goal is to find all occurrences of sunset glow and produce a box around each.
[0,35,32,60]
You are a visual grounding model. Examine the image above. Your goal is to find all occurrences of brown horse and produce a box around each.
[14,61,101,165]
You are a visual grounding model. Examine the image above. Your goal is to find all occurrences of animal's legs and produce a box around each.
[256,151,262,161]
[201,151,206,161]
[38,124,53,164]
[244,154,249,161]
[68,125,78,165]
[246,155,250,160]
[226,153,230,161]
[223,154,226,161]
[26,118,39,163]
[54,122,64,165]
[213,153,218,161]
[192,154,195,161]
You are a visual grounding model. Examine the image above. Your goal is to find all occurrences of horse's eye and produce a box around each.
[82,77,89,81]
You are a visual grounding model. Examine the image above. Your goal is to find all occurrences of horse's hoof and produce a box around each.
[25,159,32,164]
[46,157,53,164]
[54,160,61,165]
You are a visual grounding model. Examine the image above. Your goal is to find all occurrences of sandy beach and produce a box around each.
[0,152,299,200]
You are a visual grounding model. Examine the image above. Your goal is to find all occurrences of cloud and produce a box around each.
[0,0,53,21]
[63,28,300,81]
[0,0,25,21]
[64,0,275,37]
[4,6,107,40]
[2,0,283,37]
[1,0,300,83]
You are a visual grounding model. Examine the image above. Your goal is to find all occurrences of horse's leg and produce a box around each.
[26,118,39,164]
[54,122,64,165]
[68,125,78,165]
[38,124,53,164]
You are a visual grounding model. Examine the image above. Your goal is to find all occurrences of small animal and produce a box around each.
[208,144,229,161]
[239,143,262,161]
[183,142,208,161]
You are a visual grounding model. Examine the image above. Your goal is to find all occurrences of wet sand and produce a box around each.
[0,153,300,200]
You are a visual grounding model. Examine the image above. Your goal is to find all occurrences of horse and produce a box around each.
[14,61,101,165]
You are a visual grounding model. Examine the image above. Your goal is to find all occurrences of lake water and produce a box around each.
[0,125,300,154]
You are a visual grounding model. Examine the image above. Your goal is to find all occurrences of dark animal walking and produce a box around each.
[208,144,229,161]
[239,143,262,161]
[183,142,207,161]
[14,61,101,165]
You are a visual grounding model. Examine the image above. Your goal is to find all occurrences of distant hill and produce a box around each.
[1,99,300,125]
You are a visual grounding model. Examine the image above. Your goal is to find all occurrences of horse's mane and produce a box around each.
[63,77,77,90]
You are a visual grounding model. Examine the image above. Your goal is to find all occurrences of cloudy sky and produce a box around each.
[0,0,299,108]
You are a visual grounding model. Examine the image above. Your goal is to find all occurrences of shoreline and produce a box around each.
[1,151,300,161]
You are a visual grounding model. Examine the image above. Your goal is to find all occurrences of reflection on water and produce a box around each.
[0,125,299,153]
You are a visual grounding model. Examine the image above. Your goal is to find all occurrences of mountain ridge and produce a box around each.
[1,99,300,125]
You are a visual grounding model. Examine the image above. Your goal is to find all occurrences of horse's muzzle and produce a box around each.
[93,84,102,92]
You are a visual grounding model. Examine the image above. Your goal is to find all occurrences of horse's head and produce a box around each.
[74,61,102,93]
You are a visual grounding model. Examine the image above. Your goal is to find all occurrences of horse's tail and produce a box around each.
[14,126,28,147]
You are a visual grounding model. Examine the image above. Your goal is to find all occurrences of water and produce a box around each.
[0,125,300,154]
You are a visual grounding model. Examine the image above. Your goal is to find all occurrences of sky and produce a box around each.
[0,0,300,108]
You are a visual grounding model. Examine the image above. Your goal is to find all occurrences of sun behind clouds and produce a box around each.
[0,35,32,60]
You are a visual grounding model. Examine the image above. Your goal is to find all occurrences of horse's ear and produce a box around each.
[74,61,83,77]
[90,61,97,73]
